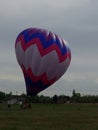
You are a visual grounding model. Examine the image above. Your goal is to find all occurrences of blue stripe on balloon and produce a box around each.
[18,29,67,55]
[25,76,49,96]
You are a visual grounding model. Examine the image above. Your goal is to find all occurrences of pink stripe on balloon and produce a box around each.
[21,65,56,85]
[15,35,71,62]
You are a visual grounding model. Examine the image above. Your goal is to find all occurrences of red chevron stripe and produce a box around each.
[21,65,56,85]
[15,35,71,62]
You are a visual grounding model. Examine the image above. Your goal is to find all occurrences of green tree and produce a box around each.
[71,90,81,103]
[0,91,6,101]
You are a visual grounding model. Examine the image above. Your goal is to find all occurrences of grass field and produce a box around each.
[0,103,98,130]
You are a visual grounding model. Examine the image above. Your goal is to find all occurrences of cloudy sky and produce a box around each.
[0,0,98,96]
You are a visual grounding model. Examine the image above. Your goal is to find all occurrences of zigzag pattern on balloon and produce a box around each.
[22,65,56,86]
[15,28,71,96]
[15,43,70,85]
[15,29,71,62]
[16,28,67,54]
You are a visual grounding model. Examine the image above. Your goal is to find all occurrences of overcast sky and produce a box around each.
[0,0,98,96]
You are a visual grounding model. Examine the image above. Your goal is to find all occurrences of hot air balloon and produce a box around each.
[15,28,71,96]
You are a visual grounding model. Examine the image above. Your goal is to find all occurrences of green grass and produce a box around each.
[0,103,98,130]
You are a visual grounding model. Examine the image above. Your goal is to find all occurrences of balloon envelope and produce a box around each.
[15,28,71,96]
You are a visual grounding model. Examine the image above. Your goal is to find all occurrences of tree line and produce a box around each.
[0,90,98,104]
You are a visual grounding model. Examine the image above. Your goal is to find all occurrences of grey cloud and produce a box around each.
[0,0,98,95]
